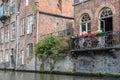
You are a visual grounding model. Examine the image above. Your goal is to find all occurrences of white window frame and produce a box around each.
[1,31,4,43]
[0,31,4,43]
[79,0,87,3]
[11,0,15,14]
[5,28,9,42]
[80,22,90,35]
[21,50,24,65]
[27,14,33,34]
[80,13,91,35]
[98,7,112,32]
[0,50,3,62]
[26,0,29,6]
[11,22,16,40]
[27,43,33,57]
[21,18,25,35]
[5,49,9,62]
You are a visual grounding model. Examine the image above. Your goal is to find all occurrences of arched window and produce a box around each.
[100,7,112,19]
[80,13,91,34]
[99,7,113,32]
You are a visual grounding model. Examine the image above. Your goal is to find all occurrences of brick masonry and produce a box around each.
[0,0,74,69]
[74,0,120,35]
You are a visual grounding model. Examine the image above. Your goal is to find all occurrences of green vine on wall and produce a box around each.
[35,35,71,71]
[35,35,71,60]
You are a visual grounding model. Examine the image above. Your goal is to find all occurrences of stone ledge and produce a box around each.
[0,69,120,78]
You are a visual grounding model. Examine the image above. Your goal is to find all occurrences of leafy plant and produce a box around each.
[35,35,71,71]
[35,35,71,59]
[35,36,56,58]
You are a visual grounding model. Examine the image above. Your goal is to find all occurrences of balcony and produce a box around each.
[2,0,9,3]
[0,5,10,22]
[70,31,120,52]
[39,28,73,40]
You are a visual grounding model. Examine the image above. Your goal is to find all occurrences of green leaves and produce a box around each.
[35,35,71,60]
[35,36,55,58]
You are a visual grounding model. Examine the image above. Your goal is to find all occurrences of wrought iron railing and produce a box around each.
[70,31,120,51]
[39,28,73,40]
[0,5,10,21]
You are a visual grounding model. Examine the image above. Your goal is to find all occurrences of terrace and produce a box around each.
[70,31,120,52]
[0,4,10,23]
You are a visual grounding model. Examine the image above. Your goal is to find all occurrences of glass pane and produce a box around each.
[87,23,91,31]
[81,24,86,32]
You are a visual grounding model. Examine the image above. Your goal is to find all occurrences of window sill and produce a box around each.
[27,32,33,35]
[73,0,90,6]
[5,42,9,44]
[0,42,3,45]
[11,39,15,42]
[10,12,15,15]
[20,34,25,37]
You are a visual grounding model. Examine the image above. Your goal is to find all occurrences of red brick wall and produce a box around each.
[37,0,74,17]
[38,13,74,40]
[74,0,120,35]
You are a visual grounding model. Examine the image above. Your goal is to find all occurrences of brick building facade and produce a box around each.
[74,0,120,35]
[0,0,74,69]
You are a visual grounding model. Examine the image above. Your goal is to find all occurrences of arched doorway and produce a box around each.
[80,13,91,34]
[99,7,113,32]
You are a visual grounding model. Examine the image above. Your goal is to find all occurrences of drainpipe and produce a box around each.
[35,10,39,70]
[36,10,39,43]
[15,0,19,69]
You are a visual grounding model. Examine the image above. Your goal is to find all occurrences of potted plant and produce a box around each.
[81,31,88,37]
[95,30,103,36]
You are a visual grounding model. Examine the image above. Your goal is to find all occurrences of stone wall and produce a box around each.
[74,50,120,74]
[36,50,120,74]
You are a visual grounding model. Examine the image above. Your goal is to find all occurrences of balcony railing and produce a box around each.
[0,5,10,21]
[2,0,9,3]
[39,28,73,40]
[70,31,120,52]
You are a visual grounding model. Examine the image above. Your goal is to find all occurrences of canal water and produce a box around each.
[0,71,119,80]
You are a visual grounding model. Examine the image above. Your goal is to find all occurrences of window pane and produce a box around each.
[28,15,33,33]
[5,50,9,62]
[81,24,86,32]
[11,22,16,40]
[21,18,25,35]
[28,43,33,56]
[87,23,91,31]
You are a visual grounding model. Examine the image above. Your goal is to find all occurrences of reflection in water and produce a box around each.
[0,71,118,80]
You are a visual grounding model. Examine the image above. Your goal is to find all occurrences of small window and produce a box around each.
[11,22,16,40]
[11,0,15,14]
[57,0,62,11]
[80,13,91,34]
[0,50,3,62]
[26,0,29,6]
[5,27,9,42]
[27,43,33,56]
[21,18,25,35]
[12,0,15,3]
[6,2,10,16]
[5,49,9,62]
[27,15,33,34]
[79,0,87,3]
[21,50,24,65]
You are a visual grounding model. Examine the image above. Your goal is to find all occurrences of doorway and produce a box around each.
[99,7,113,32]
[100,17,113,32]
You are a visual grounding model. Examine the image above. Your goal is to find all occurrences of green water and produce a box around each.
[0,71,119,80]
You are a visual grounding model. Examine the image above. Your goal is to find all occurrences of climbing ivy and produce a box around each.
[35,35,71,60]
[35,36,56,58]
[35,35,71,71]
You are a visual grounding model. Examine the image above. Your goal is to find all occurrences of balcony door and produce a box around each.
[99,7,113,32]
